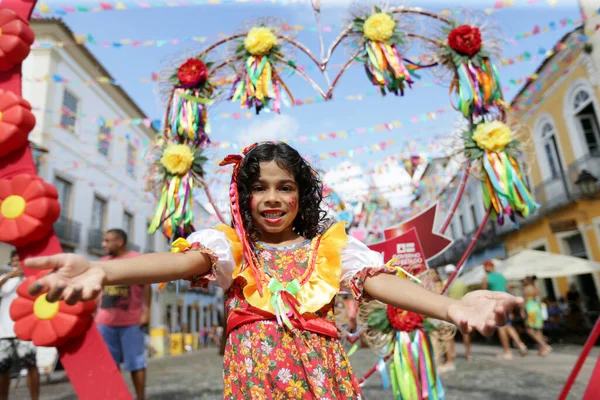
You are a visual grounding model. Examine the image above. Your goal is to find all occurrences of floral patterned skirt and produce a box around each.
[223,320,363,399]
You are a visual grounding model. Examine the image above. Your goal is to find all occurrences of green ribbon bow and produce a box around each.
[268,278,301,330]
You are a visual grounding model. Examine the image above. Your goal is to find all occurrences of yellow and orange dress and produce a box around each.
[182,222,395,399]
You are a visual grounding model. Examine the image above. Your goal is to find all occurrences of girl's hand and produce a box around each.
[24,254,105,305]
[447,290,524,336]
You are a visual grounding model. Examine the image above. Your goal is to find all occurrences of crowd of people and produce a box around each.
[436,260,593,373]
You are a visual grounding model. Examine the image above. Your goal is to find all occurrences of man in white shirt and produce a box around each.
[0,251,39,400]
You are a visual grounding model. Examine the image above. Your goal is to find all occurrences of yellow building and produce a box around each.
[503,13,600,311]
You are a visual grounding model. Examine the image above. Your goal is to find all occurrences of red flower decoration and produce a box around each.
[0,174,60,247]
[0,89,36,157]
[448,25,482,57]
[177,58,208,88]
[387,305,424,332]
[10,275,96,347]
[0,9,35,71]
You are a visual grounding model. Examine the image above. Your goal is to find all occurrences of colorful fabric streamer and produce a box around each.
[451,58,503,118]
[481,151,538,225]
[389,329,444,400]
[229,55,293,114]
[363,41,418,96]
[168,88,212,145]
[148,173,195,240]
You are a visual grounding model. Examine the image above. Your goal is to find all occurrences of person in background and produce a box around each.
[0,251,40,400]
[543,297,565,345]
[483,260,528,359]
[95,229,151,400]
[523,276,552,356]
[439,264,472,373]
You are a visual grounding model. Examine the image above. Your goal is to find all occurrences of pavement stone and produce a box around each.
[8,344,594,399]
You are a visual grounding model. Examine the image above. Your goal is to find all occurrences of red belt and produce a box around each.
[227,306,338,339]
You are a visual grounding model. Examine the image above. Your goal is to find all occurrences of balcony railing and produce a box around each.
[527,153,600,219]
[87,227,104,255]
[54,216,82,247]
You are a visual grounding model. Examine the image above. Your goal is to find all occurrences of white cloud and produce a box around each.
[371,157,413,208]
[324,162,369,201]
[236,114,300,146]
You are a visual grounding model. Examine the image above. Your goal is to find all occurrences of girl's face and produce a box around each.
[250,161,299,241]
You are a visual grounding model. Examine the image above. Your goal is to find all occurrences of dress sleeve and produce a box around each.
[340,236,397,303]
[184,229,236,291]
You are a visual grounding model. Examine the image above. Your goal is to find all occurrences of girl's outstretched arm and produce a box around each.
[363,274,524,336]
[24,252,211,304]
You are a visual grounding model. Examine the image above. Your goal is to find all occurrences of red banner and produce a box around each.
[382,203,452,261]
[368,228,428,275]
[368,203,452,272]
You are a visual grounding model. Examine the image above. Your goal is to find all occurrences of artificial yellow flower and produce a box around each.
[245,27,277,56]
[160,144,194,175]
[472,121,513,152]
[364,12,396,42]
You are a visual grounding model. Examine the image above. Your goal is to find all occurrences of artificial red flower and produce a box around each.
[387,305,424,332]
[448,25,482,57]
[0,89,36,157]
[177,58,208,88]
[0,174,60,247]
[10,275,96,347]
[0,9,35,71]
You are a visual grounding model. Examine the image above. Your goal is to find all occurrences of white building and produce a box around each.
[18,18,169,258]
[0,19,227,341]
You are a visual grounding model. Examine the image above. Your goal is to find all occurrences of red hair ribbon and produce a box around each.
[219,142,265,294]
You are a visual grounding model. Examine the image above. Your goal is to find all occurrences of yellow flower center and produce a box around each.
[0,111,3,122]
[244,27,277,56]
[363,12,396,42]
[1,195,26,219]
[160,144,194,175]
[33,294,60,320]
[472,121,513,153]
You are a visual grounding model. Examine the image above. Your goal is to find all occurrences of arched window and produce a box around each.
[540,122,562,179]
[572,88,600,156]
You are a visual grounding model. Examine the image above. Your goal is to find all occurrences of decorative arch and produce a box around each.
[563,78,600,161]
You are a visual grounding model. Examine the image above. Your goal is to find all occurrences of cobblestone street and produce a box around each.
[10,344,597,399]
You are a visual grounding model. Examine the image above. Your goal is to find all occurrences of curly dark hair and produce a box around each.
[236,142,327,240]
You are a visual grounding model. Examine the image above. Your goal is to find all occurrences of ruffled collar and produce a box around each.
[215,222,348,314]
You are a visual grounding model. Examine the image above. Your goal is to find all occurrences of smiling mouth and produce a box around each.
[261,212,286,220]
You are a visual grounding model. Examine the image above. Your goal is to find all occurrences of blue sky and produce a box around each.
[34,0,584,207]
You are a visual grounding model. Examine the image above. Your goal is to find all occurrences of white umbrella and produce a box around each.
[500,250,600,281]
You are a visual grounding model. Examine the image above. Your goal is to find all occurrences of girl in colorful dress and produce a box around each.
[26,142,522,398]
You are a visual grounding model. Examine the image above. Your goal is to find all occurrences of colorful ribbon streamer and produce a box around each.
[168,88,212,144]
[482,151,538,225]
[452,58,503,118]
[363,41,418,95]
[230,55,294,114]
[148,173,196,240]
[389,329,444,400]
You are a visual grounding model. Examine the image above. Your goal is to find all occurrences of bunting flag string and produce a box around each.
[31,14,585,50]
[27,36,587,90]
[32,0,579,18]
[39,101,452,148]
[33,0,308,17]
[31,43,584,131]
